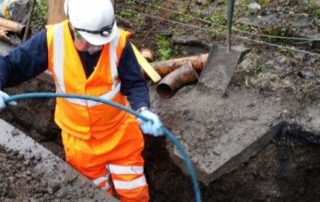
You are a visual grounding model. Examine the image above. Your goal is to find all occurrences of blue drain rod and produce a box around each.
[4,92,202,202]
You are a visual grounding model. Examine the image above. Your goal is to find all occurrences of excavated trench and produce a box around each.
[0,0,319,200]
[1,75,320,202]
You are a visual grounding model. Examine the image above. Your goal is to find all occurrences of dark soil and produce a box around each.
[144,127,320,202]
[0,145,55,201]
[0,144,105,202]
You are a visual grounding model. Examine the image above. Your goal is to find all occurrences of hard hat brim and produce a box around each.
[78,22,117,46]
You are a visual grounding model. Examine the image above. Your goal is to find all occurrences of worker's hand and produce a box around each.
[137,108,163,136]
[0,91,17,110]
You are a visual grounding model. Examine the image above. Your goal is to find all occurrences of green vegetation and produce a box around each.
[116,0,147,27]
[263,26,284,43]
[29,0,47,32]
[238,22,250,32]
[315,8,320,19]
[170,9,194,24]
[117,8,132,19]
[209,11,226,25]
[255,64,268,74]
[117,7,146,27]
[156,36,172,60]
[256,0,272,7]
[206,11,226,35]
[147,1,161,12]
[35,0,48,20]
[133,13,146,27]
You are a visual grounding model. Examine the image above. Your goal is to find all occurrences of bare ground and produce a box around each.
[0,144,102,202]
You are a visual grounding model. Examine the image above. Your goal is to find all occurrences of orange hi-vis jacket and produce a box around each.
[46,20,131,140]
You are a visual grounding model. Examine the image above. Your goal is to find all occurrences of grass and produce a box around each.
[256,0,272,7]
[156,36,172,60]
[315,8,320,19]
[117,6,146,28]
[209,11,226,25]
[35,0,48,21]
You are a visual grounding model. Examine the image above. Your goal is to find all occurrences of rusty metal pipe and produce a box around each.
[157,62,198,98]
[0,17,25,35]
[151,53,208,77]
[0,29,9,41]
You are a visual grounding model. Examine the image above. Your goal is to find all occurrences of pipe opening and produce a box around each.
[156,63,198,98]
[157,83,174,98]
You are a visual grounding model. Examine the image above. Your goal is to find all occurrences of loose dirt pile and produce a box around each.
[0,144,100,202]
[0,145,53,201]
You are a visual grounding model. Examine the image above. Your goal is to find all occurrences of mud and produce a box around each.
[0,75,64,158]
[145,127,320,202]
[1,77,320,201]
[0,144,57,202]
[0,144,111,202]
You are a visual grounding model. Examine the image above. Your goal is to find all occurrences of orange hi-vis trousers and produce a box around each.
[61,116,149,202]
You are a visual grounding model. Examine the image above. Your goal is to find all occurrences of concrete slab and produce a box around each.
[150,85,293,185]
[0,119,118,201]
[150,76,320,185]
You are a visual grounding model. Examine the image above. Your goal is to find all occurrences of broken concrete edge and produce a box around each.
[168,121,287,185]
[0,119,118,202]
[278,123,320,144]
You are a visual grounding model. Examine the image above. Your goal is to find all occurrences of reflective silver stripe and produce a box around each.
[102,184,111,191]
[53,24,84,106]
[52,25,121,107]
[64,83,121,106]
[113,176,147,190]
[86,82,121,107]
[92,172,111,191]
[109,164,144,175]
[110,28,120,90]
[92,176,109,185]
[53,24,65,95]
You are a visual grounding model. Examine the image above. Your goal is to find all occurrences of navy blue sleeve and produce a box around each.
[0,29,48,89]
[118,41,150,110]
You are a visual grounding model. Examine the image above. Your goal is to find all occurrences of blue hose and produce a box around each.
[4,92,202,202]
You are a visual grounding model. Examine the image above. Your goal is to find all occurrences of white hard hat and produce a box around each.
[64,0,117,45]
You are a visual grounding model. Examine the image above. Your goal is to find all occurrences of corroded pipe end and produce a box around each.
[157,83,173,99]
[0,17,25,35]
[156,62,198,99]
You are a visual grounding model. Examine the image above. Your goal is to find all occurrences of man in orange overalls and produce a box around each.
[0,0,163,201]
